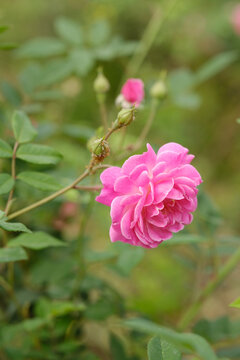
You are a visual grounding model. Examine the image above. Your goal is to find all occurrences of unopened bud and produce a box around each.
[90,138,110,161]
[150,80,167,100]
[114,107,136,129]
[93,68,110,94]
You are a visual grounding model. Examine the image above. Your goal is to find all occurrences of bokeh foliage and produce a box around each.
[0,0,240,359]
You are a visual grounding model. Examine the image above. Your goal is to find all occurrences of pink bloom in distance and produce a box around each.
[231,4,240,35]
[96,143,202,249]
[118,78,144,108]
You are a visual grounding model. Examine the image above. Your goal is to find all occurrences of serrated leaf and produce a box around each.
[0,139,12,158]
[0,174,14,195]
[123,318,218,360]
[0,246,27,263]
[8,231,67,250]
[11,110,37,144]
[18,171,61,191]
[16,37,66,58]
[230,297,240,309]
[69,48,95,76]
[148,337,163,360]
[54,17,83,45]
[0,220,31,233]
[17,143,62,165]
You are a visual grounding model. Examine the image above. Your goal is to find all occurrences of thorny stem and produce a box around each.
[126,0,179,77]
[4,141,19,215]
[7,128,117,221]
[177,246,240,331]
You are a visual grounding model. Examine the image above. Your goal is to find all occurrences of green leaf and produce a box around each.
[16,37,66,58]
[62,124,94,141]
[18,171,61,191]
[11,110,37,144]
[54,17,83,45]
[89,20,110,46]
[162,339,181,360]
[19,63,42,94]
[39,59,73,86]
[194,51,238,85]
[85,299,115,320]
[17,143,62,165]
[0,81,22,106]
[162,234,207,246]
[112,243,145,276]
[236,118,240,124]
[123,318,218,360]
[110,333,128,360]
[32,89,63,101]
[20,317,50,331]
[0,246,27,263]
[69,48,95,76]
[35,298,85,318]
[0,139,13,158]
[230,297,240,309]
[148,337,163,360]
[8,231,67,250]
[0,220,31,233]
[173,93,201,110]
[0,174,14,195]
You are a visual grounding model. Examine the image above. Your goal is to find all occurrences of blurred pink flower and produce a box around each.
[116,78,144,108]
[231,4,240,35]
[59,202,78,219]
[96,143,202,248]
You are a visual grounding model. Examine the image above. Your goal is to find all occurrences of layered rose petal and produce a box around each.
[96,143,202,248]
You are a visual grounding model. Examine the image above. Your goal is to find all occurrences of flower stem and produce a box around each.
[126,0,179,77]
[135,98,158,148]
[7,169,90,221]
[99,101,108,132]
[177,247,240,331]
[7,126,116,221]
[5,141,19,215]
[74,184,102,191]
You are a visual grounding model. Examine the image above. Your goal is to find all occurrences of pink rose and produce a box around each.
[96,143,202,249]
[231,4,240,35]
[116,78,144,108]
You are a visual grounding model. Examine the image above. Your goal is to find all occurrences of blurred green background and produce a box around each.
[0,0,240,354]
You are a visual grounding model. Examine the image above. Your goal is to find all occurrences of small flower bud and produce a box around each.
[93,68,110,94]
[114,107,136,129]
[150,80,167,100]
[91,138,110,161]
